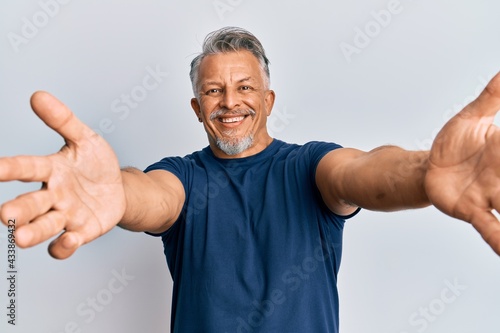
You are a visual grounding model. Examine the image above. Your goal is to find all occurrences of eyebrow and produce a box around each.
[202,77,254,87]
[237,76,252,83]
[203,81,221,87]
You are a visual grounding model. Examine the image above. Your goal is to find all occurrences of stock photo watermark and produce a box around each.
[339,0,420,63]
[399,278,467,333]
[382,73,490,191]
[213,0,244,21]
[267,106,296,138]
[55,267,135,333]
[382,149,427,193]
[414,75,489,151]
[5,219,18,326]
[234,237,338,333]
[7,0,72,53]
[93,64,169,137]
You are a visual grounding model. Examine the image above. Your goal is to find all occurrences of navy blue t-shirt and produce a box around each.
[144,139,358,333]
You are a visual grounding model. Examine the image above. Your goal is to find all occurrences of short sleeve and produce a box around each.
[144,156,187,182]
[143,156,191,237]
[304,141,360,220]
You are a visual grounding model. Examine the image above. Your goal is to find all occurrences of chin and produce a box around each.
[215,135,254,156]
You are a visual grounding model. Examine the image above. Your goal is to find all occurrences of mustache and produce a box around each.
[209,108,256,121]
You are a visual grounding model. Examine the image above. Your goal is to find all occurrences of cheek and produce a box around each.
[201,106,217,120]
[199,98,218,111]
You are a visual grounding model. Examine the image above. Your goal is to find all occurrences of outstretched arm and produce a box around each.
[317,71,500,255]
[0,92,184,259]
[316,146,430,216]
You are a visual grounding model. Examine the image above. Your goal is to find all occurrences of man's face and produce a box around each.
[191,50,275,158]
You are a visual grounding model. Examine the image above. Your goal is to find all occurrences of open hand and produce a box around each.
[425,71,500,255]
[0,92,126,259]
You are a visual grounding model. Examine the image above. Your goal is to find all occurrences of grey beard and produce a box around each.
[210,108,256,156]
[215,134,254,156]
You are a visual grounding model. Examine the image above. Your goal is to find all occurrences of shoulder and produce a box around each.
[285,140,343,169]
[143,147,210,172]
[273,139,341,156]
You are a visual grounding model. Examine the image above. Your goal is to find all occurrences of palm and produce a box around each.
[425,72,500,255]
[0,92,126,259]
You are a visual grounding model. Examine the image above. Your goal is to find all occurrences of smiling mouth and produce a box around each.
[218,115,247,123]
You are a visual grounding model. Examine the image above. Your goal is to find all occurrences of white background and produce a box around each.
[1,0,500,332]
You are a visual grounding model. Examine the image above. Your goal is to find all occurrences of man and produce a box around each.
[1,27,499,332]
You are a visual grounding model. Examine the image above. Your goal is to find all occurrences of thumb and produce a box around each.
[470,210,500,256]
[461,71,500,119]
[48,231,83,259]
[30,91,94,144]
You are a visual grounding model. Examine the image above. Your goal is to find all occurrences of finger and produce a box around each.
[0,189,56,227]
[30,91,95,144]
[48,231,82,259]
[46,206,104,259]
[0,155,52,182]
[470,210,500,256]
[462,71,500,119]
[15,210,66,248]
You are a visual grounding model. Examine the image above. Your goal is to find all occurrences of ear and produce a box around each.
[191,98,202,122]
[264,90,276,116]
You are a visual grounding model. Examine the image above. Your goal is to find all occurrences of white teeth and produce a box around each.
[220,116,245,123]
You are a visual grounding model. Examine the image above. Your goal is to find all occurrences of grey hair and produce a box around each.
[189,27,271,98]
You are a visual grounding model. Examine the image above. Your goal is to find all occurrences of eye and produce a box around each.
[205,88,222,96]
[240,86,252,91]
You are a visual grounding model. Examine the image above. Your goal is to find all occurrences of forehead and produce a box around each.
[198,50,264,84]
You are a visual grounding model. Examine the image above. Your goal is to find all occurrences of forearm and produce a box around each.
[118,167,181,233]
[319,146,431,212]
[344,146,430,211]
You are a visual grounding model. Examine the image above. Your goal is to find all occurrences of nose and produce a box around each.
[220,88,240,110]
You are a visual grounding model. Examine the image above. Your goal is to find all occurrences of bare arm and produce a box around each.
[317,71,500,256]
[316,146,430,216]
[119,167,184,234]
[0,91,183,258]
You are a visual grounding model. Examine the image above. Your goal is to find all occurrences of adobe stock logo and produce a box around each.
[400,278,467,333]
[55,267,135,333]
[234,238,336,333]
[267,106,296,138]
[213,0,244,21]
[7,0,72,53]
[338,0,423,63]
[93,64,169,137]
[413,75,489,151]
